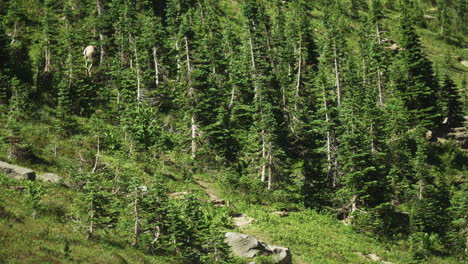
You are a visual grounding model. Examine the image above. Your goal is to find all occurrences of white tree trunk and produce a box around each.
[248,28,258,101]
[131,190,140,246]
[333,41,341,106]
[191,115,197,159]
[153,47,159,87]
[377,66,384,106]
[44,45,51,72]
[11,21,18,44]
[229,85,236,108]
[92,137,100,173]
[185,37,197,159]
[267,150,273,190]
[133,38,142,104]
[295,42,302,111]
[96,1,104,64]
[99,33,104,64]
[261,129,266,182]
[175,39,181,81]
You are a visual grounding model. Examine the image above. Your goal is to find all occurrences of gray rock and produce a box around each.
[0,160,35,180]
[225,232,261,258]
[37,173,61,183]
[224,232,292,264]
[267,245,292,264]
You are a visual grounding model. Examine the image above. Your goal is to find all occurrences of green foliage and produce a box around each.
[0,0,466,262]
[26,181,45,212]
[408,232,445,260]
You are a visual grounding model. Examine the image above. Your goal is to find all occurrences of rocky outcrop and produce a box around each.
[37,173,61,183]
[0,161,35,180]
[224,232,292,264]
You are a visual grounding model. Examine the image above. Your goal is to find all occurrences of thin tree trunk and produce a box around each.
[248,28,258,101]
[133,37,142,104]
[153,226,160,242]
[92,137,100,173]
[44,44,51,72]
[375,24,384,106]
[99,34,104,64]
[261,129,266,182]
[11,21,18,44]
[53,136,57,157]
[96,0,104,64]
[78,149,84,172]
[87,205,94,240]
[295,42,302,111]
[185,36,197,159]
[185,37,192,83]
[229,85,236,109]
[131,190,140,246]
[175,39,181,81]
[376,24,381,44]
[267,151,273,190]
[191,115,197,159]
[290,41,303,133]
[377,66,384,106]
[153,47,159,87]
[333,40,341,106]
[418,179,423,200]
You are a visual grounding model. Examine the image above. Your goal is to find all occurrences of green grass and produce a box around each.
[199,176,463,264]
[0,178,178,264]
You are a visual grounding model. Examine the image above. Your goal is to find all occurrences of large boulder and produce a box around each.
[37,173,61,183]
[224,232,292,264]
[0,160,35,180]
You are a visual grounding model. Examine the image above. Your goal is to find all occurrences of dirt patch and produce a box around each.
[195,178,220,201]
[232,214,254,228]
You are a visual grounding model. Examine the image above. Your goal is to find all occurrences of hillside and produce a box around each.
[0,0,466,263]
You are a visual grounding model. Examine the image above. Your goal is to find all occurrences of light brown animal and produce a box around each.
[83,45,96,76]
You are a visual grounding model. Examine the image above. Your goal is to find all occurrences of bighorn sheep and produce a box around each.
[83,45,96,60]
[83,45,96,76]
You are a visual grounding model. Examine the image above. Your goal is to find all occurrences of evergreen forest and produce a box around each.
[0,0,466,263]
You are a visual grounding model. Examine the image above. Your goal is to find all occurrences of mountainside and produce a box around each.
[0,0,466,263]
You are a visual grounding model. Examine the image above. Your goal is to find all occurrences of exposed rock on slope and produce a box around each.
[0,161,35,180]
[225,232,292,264]
[37,173,62,183]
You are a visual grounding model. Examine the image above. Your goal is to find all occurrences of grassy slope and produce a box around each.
[0,2,466,264]
[0,179,178,264]
[194,173,461,264]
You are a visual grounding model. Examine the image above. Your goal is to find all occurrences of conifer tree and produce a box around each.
[410,132,450,237]
[242,0,284,190]
[391,3,442,128]
[439,74,464,128]
[83,172,120,240]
